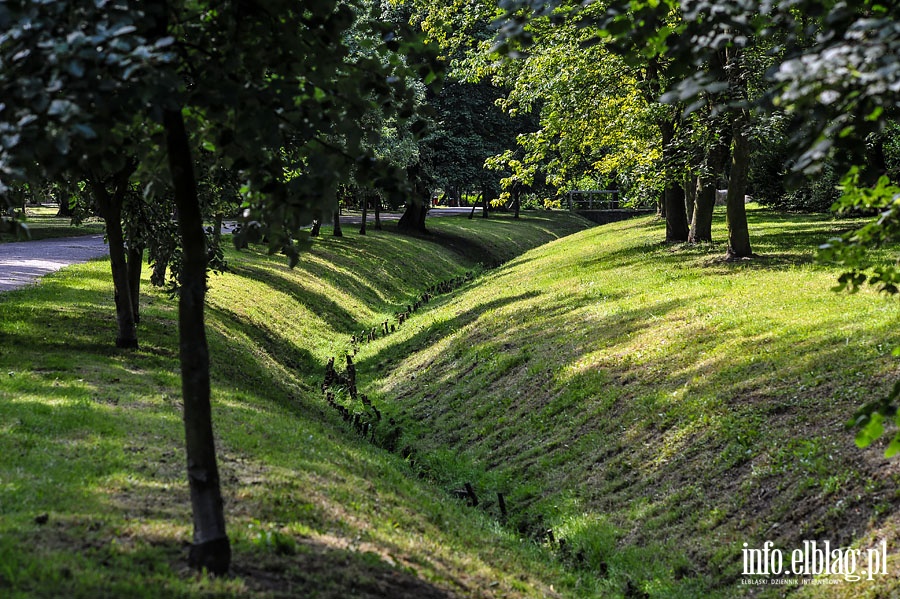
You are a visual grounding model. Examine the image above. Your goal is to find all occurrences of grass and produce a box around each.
[0,205,104,242]
[0,211,590,598]
[351,206,900,598]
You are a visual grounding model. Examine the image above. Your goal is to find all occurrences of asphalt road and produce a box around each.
[0,234,109,293]
[0,207,482,293]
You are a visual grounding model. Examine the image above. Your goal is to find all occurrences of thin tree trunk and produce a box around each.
[374,198,382,230]
[723,42,752,259]
[359,197,367,235]
[685,175,697,224]
[468,192,481,219]
[690,50,729,244]
[513,183,521,219]
[212,213,223,248]
[482,185,489,218]
[90,167,138,349]
[127,246,142,325]
[163,107,230,576]
[726,109,753,259]
[333,210,343,237]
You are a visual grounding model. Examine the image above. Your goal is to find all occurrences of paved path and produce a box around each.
[0,234,108,292]
[0,208,481,293]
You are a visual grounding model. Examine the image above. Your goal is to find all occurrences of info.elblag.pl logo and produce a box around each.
[742,540,889,583]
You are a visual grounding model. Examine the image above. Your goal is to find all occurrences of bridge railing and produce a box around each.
[567,190,620,211]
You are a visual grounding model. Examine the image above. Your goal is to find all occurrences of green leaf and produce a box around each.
[866,106,884,121]
[855,412,884,448]
[886,434,900,458]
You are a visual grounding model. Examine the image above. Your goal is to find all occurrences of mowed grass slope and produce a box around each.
[0,213,590,598]
[356,207,900,598]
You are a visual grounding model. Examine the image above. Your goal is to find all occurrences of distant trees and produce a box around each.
[0,0,433,574]
[420,81,528,214]
[485,0,897,254]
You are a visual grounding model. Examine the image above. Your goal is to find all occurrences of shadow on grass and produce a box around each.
[206,302,321,390]
[354,290,544,379]
[0,519,456,599]
[228,261,363,335]
[396,226,508,268]
[386,213,592,269]
[234,232,466,321]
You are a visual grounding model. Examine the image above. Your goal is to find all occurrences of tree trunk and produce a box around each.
[398,175,430,233]
[659,118,689,242]
[163,107,230,576]
[723,42,752,259]
[863,133,888,187]
[664,182,688,241]
[513,182,521,219]
[725,109,753,259]
[482,184,489,219]
[333,210,343,237]
[690,119,730,243]
[468,192,481,219]
[689,51,728,243]
[374,198,382,230]
[56,196,74,218]
[689,183,716,243]
[684,175,697,224]
[212,213,223,249]
[397,201,428,233]
[127,246,143,325]
[89,167,138,349]
[359,197,367,235]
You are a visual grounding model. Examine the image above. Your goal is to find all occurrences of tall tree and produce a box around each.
[0,0,434,574]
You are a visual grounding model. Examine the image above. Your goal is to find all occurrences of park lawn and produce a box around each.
[0,212,590,598]
[354,206,900,598]
[0,205,104,242]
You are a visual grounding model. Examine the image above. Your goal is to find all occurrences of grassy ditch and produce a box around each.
[0,212,590,598]
[355,206,900,598]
